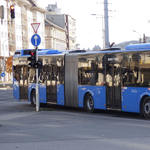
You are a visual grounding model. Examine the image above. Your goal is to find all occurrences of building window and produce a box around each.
[4,20,6,26]
[1,32,3,38]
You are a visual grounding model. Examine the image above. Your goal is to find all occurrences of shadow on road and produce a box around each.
[40,103,143,120]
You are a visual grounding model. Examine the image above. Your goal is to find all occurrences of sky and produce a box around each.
[37,0,150,49]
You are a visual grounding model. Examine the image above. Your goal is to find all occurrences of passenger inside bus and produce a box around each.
[89,73,96,85]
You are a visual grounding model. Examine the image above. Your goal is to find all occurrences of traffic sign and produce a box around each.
[31,34,41,46]
[31,23,40,34]
[1,72,5,77]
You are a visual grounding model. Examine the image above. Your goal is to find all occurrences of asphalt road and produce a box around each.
[0,90,150,150]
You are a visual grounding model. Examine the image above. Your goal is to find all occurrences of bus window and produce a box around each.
[29,68,36,83]
[39,68,44,83]
[122,53,140,87]
[13,66,16,79]
[42,65,47,84]
[106,66,112,87]
[13,65,19,82]
[46,65,51,86]
[138,54,150,87]
[14,65,20,82]
[97,61,104,86]
[78,55,104,86]
[114,64,121,86]
[23,66,28,84]
[57,66,64,84]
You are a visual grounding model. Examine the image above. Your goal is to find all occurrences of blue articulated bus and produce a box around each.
[13,44,150,119]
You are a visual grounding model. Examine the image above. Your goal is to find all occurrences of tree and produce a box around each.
[5,56,13,73]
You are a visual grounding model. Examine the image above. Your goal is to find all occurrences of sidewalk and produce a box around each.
[0,80,13,90]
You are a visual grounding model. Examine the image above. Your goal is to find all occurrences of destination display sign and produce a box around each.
[105,55,122,63]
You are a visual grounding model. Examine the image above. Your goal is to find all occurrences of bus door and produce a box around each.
[46,65,57,103]
[106,63,121,109]
[20,65,28,100]
[13,65,20,100]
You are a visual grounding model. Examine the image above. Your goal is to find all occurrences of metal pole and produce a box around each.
[36,46,39,111]
[3,42,5,86]
[104,0,110,48]
[3,38,10,86]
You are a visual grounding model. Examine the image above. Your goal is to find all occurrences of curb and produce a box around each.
[0,86,13,90]
[0,88,13,90]
[0,88,7,90]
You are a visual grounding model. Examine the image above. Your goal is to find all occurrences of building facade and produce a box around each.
[66,15,76,50]
[0,1,76,82]
[0,0,46,81]
[46,14,76,50]
[45,19,66,50]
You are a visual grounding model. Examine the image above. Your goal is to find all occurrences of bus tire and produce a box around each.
[142,97,150,120]
[31,90,36,106]
[85,93,94,113]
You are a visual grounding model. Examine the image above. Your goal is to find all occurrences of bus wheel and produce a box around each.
[31,90,36,106]
[85,93,94,113]
[142,97,150,120]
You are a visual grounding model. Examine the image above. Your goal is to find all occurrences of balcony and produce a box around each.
[9,28,14,34]
[21,20,27,26]
[22,30,27,37]
[69,36,76,43]
[22,42,28,49]
[21,9,26,16]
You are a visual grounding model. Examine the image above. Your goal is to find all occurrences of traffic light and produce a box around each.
[10,5,15,19]
[0,5,4,19]
[28,50,36,68]
[36,60,42,68]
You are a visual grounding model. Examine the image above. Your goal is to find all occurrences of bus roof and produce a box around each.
[125,43,150,50]
[13,43,150,58]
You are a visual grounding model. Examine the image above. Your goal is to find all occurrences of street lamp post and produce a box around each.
[104,0,110,48]
[133,30,141,43]
[91,14,104,49]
